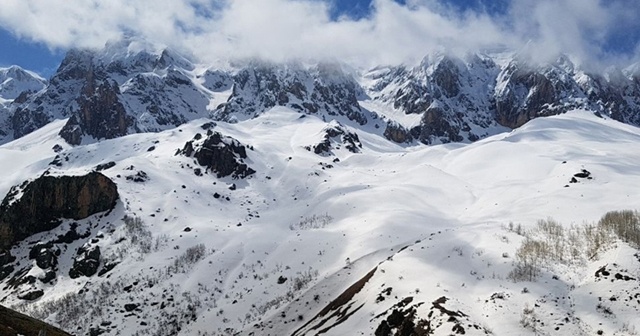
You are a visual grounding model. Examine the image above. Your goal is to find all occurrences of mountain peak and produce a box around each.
[0,65,46,100]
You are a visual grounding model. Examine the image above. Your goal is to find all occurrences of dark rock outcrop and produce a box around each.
[59,77,132,145]
[69,244,101,278]
[11,49,94,139]
[18,289,44,301]
[29,242,60,270]
[0,172,118,250]
[7,38,211,144]
[418,103,465,144]
[308,122,363,155]
[383,121,413,143]
[0,304,71,335]
[177,132,256,179]
[369,53,498,144]
[215,61,369,125]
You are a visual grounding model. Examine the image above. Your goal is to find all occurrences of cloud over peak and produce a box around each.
[0,0,638,67]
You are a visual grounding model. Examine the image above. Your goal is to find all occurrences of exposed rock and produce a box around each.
[495,60,563,128]
[29,242,60,270]
[0,172,118,250]
[0,304,71,335]
[0,250,16,267]
[177,132,256,179]
[11,49,94,139]
[0,264,14,281]
[39,270,56,284]
[0,66,46,100]
[383,121,413,143]
[69,244,101,278]
[54,222,90,244]
[59,77,132,145]
[418,103,464,144]
[126,171,149,183]
[215,61,369,125]
[18,289,44,301]
[308,122,363,155]
[574,169,591,179]
[124,303,139,312]
[6,38,211,144]
[95,161,116,172]
[98,261,119,277]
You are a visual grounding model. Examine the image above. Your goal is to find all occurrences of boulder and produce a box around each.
[69,244,101,278]
[28,242,60,270]
[18,289,44,301]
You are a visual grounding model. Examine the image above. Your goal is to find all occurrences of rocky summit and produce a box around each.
[1,39,640,148]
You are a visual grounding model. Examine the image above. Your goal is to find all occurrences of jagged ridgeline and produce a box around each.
[1,38,640,146]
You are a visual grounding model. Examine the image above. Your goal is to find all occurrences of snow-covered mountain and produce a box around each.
[0,66,46,143]
[364,52,640,144]
[3,39,640,148]
[0,66,46,100]
[0,108,639,335]
[1,39,640,336]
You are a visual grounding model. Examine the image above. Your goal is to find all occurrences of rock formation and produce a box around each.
[177,131,256,179]
[0,172,118,250]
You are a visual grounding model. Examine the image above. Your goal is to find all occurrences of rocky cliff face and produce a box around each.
[59,76,132,145]
[6,38,212,145]
[0,66,46,143]
[0,304,71,336]
[10,50,94,140]
[214,61,370,125]
[368,53,499,144]
[369,53,640,144]
[0,172,118,250]
[2,40,640,147]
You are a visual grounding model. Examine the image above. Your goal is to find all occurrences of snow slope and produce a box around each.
[0,109,639,335]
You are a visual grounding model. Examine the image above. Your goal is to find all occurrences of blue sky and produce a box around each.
[0,0,638,77]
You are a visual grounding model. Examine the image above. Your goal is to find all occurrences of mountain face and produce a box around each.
[3,40,640,148]
[366,53,640,144]
[214,61,370,126]
[0,66,46,142]
[0,66,46,100]
[7,40,214,145]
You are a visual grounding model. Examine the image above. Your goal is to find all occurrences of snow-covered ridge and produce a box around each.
[0,108,639,335]
[0,65,46,100]
[2,38,640,149]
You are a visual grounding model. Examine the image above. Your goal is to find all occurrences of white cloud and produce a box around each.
[0,0,637,67]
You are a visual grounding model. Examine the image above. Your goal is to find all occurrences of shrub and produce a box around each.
[598,210,640,247]
[123,215,153,254]
[509,210,639,282]
[167,244,207,274]
[289,214,333,231]
[508,239,548,281]
[520,304,539,332]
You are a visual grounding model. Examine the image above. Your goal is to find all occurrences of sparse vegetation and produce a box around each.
[123,215,153,253]
[598,210,640,248]
[289,214,333,231]
[509,210,640,281]
[167,244,208,274]
[519,304,539,332]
